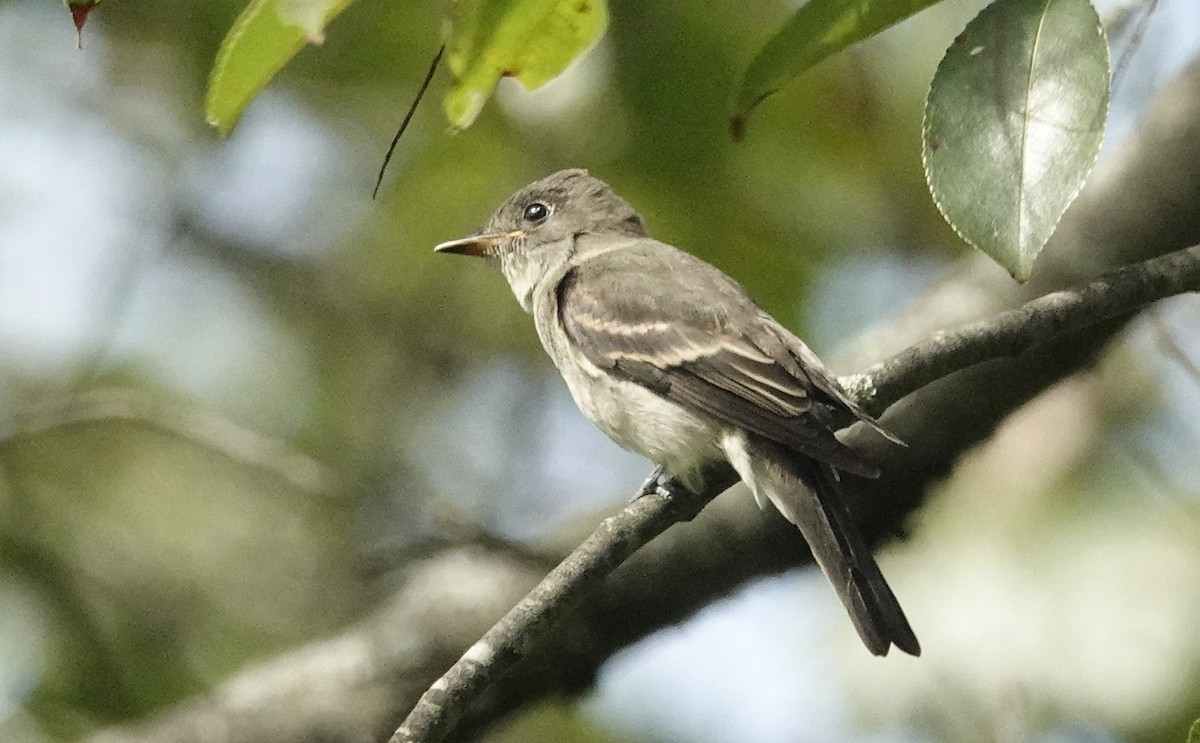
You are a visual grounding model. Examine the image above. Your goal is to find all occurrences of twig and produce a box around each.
[6,387,337,496]
[373,45,445,199]
[842,245,1200,414]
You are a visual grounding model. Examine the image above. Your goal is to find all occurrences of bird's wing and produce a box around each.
[556,242,880,476]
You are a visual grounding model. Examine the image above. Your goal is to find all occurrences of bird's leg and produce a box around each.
[631,465,671,501]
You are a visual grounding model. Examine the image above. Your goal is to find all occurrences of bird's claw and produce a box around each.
[631,465,671,501]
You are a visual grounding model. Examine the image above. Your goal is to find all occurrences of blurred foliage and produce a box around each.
[852,331,1200,743]
[731,0,945,134]
[204,0,1114,281]
[2,0,1199,742]
[483,700,632,743]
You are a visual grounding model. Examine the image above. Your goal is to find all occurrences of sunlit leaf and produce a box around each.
[443,0,608,130]
[923,0,1109,281]
[731,0,943,138]
[206,0,357,135]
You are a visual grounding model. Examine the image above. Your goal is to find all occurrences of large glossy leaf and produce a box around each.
[923,0,1109,281]
[443,0,608,130]
[731,0,944,137]
[206,0,357,135]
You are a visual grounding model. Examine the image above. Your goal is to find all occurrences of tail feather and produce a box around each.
[725,434,920,656]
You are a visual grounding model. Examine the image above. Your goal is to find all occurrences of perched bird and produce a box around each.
[435,169,919,656]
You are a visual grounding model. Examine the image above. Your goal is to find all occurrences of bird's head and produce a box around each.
[435,169,647,309]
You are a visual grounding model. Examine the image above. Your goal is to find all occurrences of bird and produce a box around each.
[434,168,919,656]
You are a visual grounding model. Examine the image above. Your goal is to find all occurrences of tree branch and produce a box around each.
[7,388,336,497]
[844,245,1200,414]
[83,56,1200,743]
[391,243,1200,743]
[389,477,725,743]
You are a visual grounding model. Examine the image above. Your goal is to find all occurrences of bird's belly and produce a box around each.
[558,355,722,485]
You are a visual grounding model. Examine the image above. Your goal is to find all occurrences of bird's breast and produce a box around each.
[544,325,724,487]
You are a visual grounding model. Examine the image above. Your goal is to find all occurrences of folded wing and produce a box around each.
[556,243,882,477]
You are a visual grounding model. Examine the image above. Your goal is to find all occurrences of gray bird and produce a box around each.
[435,169,919,657]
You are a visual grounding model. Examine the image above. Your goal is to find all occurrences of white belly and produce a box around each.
[528,271,725,489]
[555,347,724,488]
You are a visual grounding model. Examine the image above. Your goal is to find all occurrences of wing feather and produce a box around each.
[556,243,883,476]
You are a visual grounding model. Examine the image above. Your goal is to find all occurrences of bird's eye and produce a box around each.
[522,202,550,223]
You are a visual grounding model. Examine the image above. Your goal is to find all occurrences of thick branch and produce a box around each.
[84,57,1200,743]
[389,479,724,743]
[392,244,1200,743]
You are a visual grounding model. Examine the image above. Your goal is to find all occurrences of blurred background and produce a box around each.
[2,0,1200,741]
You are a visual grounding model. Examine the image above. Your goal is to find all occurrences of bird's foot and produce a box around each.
[631,465,671,501]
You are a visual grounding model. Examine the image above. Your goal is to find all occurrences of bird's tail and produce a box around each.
[727,436,920,657]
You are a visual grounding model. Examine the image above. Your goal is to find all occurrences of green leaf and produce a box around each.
[443,0,608,130]
[1189,718,1200,743]
[923,0,1110,282]
[206,0,358,135]
[731,0,944,137]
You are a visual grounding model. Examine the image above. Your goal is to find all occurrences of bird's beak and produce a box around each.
[434,231,520,258]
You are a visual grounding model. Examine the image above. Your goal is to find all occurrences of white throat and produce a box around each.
[500,238,575,313]
[501,255,548,313]
[500,232,640,313]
